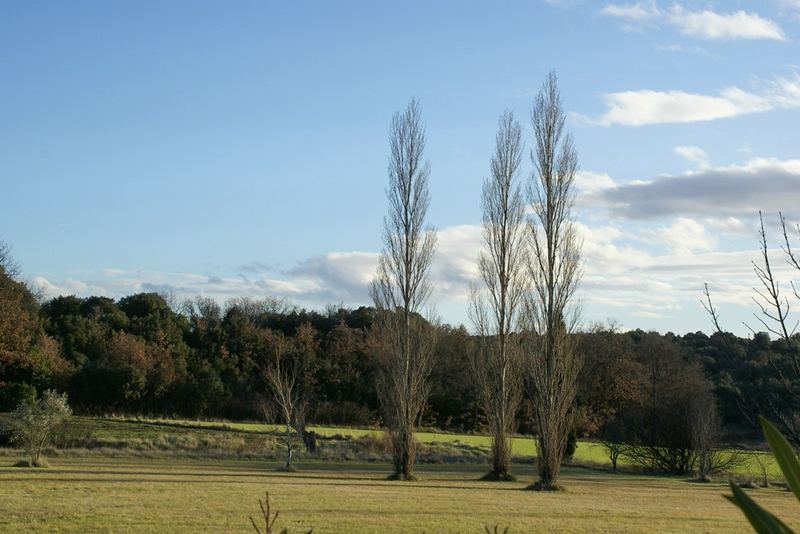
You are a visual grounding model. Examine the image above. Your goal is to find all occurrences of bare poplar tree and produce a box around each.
[371,98,438,481]
[469,110,526,481]
[522,71,582,490]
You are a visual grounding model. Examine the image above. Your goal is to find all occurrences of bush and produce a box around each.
[4,390,71,467]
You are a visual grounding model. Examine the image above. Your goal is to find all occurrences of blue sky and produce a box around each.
[2,0,800,335]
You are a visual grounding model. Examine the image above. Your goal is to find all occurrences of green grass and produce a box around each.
[1,413,779,478]
[0,456,797,533]
[0,415,790,531]
[108,416,780,477]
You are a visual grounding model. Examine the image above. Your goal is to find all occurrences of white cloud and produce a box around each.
[655,217,716,255]
[574,170,617,193]
[433,224,484,300]
[703,216,748,235]
[674,145,708,166]
[584,75,800,126]
[602,2,785,41]
[667,6,785,41]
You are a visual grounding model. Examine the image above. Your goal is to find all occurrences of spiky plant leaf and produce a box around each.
[760,416,800,504]
[726,482,794,534]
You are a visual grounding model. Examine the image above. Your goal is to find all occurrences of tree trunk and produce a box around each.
[393,430,415,480]
[536,432,561,490]
[490,431,512,477]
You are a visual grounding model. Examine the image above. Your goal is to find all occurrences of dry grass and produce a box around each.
[1,457,799,533]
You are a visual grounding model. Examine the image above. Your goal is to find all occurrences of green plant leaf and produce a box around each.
[726,482,795,534]
[760,416,800,503]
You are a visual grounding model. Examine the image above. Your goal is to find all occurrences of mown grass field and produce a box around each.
[0,415,792,532]
[1,457,799,533]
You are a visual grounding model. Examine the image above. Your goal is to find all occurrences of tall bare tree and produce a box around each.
[371,98,438,481]
[469,110,526,481]
[522,71,582,490]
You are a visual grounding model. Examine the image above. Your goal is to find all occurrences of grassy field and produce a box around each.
[101,416,780,477]
[1,456,798,533]
[0,415,791,532]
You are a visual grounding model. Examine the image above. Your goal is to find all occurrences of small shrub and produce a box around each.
[356,432,391,455]
[3,390,71,467]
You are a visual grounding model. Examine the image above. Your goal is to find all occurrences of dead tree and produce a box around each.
[371,98,438,481]
[522,71,583,490]
[469,110,526,481]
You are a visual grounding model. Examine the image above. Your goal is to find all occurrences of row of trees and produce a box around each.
[362,71,800,486]
[368,73,582,487]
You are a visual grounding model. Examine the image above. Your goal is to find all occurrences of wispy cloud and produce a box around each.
[580,75,800,126]
[601,2,785,41]
[674,145,709,166]
[601,1,659,21]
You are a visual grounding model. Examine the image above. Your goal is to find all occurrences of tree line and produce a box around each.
[3,252,798,464]
[6,249,800,458]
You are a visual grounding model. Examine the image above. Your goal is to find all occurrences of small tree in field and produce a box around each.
[262,327,315,472]
[4,390,71,467]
